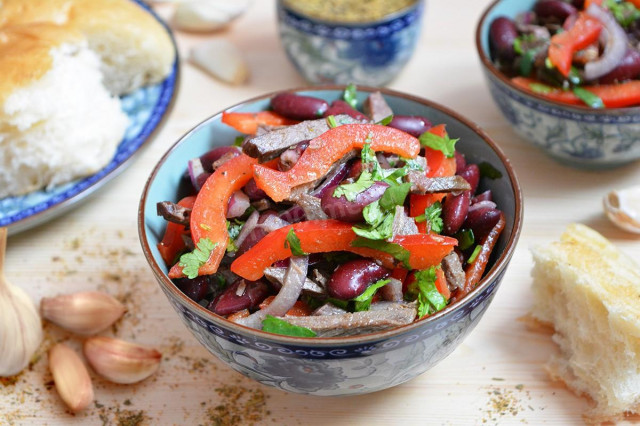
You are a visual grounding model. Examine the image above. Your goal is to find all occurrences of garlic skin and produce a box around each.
[603,186,640,234]
[41,291,126,335]
[49,343,94,412]
[174,0,251,32]
[0,227,43,377]
[84,336,162,384]
[190,39,249,85]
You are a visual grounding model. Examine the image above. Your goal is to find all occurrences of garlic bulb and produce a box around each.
[190,39,249,85]
[84,336,162,384]
[0,227,43,377]
[603,186,640,234]
[41,291,126,335]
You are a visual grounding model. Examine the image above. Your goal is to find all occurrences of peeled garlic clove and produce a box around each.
[190,39,249,85]
[603,186,640,234]
[83,336,162,384]
[41,291,126,335]
[49,343,94,412]
[174,0,251,32]
[0,227,43,377]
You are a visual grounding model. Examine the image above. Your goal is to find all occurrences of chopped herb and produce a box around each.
[262,315,316,337]
[544,56,554,69]
[199,223,212,231]
[284,229,308,256]
[343,83,358,109]
[178,238,217,279]
[419,132,458,158]
[353,279,390,302]
[573,87,604,109]
[468,245,482,264]
[379,182,411,211]
[568,66,582,85]
[361,142,376,164]
[519,49,538,77]
[413,267,447,318]
[332,170,375,201]
[226,220,244,253]
[376,114,394,126]
[454,228,475,251]
[605,0,640,27]
[233,136,244,147]
[402,158,425,171]
[351,237,411,269]
[326,298,350,310]
[478,161,503,179]
[529,82,553,94]
[415,201,443,234]
[353,204,395,240]
[326,115,338,128]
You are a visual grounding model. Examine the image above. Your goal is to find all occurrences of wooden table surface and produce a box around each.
[2,1,639,424]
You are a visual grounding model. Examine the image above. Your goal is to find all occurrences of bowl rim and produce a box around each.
[277,0,425,27]
[138,84,524,346]
[475,0,640,115]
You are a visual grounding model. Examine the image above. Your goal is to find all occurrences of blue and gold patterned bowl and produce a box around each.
[276,0,425,86]
[138,86,523,396]
[476,0,640,169]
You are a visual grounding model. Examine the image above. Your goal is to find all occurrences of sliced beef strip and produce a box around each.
[391,205,419,239]
[379,278,404,302]
[157,201,191,227]
[406,172,471,195]
[212,151,240,170]
[441,251,466,291]
[283,302,417,337]
[311,268,330,288]
[243,114,364,161]
[288,192,328,220]
[263,267,325,296]
[363,91,394,123]
[312,303,347,316]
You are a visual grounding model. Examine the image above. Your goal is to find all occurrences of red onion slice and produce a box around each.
[584,5,628,81]
[233,210,259,249]
[226,191,250,218]
[188,158,210,191]
[237,256,309,329]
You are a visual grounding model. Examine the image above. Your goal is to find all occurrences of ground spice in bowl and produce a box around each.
[282,0,417,23]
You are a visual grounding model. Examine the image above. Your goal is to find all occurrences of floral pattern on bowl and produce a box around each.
[277,0,424,86]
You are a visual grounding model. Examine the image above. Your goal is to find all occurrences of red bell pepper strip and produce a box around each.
[221,111,298,135]
[434,267,451,300]
[157,196,196,266]
[252,124,420,202]
[168,154,258,278]
[512,77,640,108]
[410,124,457,233]
[230,220,457,281]
[548,13,602,77]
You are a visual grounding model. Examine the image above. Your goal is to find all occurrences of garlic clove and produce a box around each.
[41,291,126,336]
[49,343,94,412]
[83,336,162,384]
[0,227,43,377]
[190,39,249,85]
[173,0,251,32]
[603,186,640,234]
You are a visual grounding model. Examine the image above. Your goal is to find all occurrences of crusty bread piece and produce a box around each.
[531,223,640,424]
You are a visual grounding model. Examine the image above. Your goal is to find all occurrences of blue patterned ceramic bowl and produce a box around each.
[476,0,640,169]
[138,86,523,396]
[276,0,425,86]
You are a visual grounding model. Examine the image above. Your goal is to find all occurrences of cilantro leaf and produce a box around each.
[572,87,604,109]
[353,202,395,240]
[352,278,390,311]
[415,201,443,234]
[467,245,482,264]
[351,237,411,269]
[343,83,358,109]
[605,0,640,27]
[379,182,411,211]
[418,132,458,158]
[453,228,475,251]
[226,220,244,253]
[376,114,394,126]
[361,142,376,164]
[413,267,447,318]
[284,229,308,256]
[178,238,218,279]
[233,136,244,147]
[332,170,375,202]
[326,115,338,128]
[262,315,316,337]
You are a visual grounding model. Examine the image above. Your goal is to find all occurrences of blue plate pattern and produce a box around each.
[0,0,178,234]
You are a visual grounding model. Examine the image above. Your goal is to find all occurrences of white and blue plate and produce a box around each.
[0,0,178,235]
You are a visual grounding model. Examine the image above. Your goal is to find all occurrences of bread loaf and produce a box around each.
[0,0,175,198]
[530,223,640,424]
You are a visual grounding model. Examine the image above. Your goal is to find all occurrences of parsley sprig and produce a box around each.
[284,229,308,256]
[262,315,316,337]
[419,132,458,158]
[343,83,358,109]
[178,238,218,279]
[409,267,447,318]
[414,201,443,234]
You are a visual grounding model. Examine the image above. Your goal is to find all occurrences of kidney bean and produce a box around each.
[454,152,466,174]
[321,181,389,222]
[457,164,480,194]
[244,178,267,201]
[323,100,368,120]
[348,159,363,179]
[388,115,432,137]
[489,17,518,60]
[442,191,471,235]
[534,0,577,22]
[327,259,390,300]
[200,146,240,172]
[599,49,640,84]
[471,189,493,204]
[174,276,210,302]
[207,278,270,316]
[463,207,502,243]
[236,211,280,255]
[271,93,329,120]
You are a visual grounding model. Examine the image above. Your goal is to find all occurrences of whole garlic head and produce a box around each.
[0,228,43,377]
[603,186,640,234]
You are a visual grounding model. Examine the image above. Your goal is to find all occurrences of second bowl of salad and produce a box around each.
[477,0,640,168]
[139,85,522,395]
